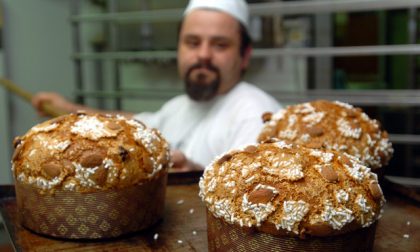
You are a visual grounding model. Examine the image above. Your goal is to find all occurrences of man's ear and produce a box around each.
[241,46,253,69]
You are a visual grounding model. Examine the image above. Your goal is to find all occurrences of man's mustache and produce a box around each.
[187,61,219,74]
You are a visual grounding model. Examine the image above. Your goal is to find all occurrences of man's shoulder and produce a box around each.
[161,94,189,107]
[234,82,273,98]
[228,82,280,108]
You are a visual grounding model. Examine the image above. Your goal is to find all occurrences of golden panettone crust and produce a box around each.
[11,113,170,193]
[257,100,393,169]
[199,141,385,238]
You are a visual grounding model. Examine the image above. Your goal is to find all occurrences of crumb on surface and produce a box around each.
[177,199,184,205]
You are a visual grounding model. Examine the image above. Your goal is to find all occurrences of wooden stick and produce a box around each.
[0,78,67,117]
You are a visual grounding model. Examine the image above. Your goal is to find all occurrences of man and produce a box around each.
[32,0,281,171]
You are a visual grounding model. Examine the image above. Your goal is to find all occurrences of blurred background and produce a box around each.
[0,0,419,183]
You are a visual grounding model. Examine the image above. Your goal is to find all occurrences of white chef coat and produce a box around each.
[134,82,281,167]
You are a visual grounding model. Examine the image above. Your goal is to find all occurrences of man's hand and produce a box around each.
[170,149,204,172]
[31,92,135,118]
[31,92,76,116]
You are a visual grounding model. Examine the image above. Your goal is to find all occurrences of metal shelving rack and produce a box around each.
[70,0,420,177]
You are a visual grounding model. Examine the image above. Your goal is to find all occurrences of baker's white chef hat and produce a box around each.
[184,0,249,31]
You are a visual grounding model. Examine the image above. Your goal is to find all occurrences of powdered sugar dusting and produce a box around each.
[335,189,349,203]
[46,140,71,152]
[294,102,315,114]
[279,164,304,181]
[271,109,286,121]
[310,149,334,163]
[274,141,292,149]
[73,162,101,188]
[71,116,117,140]
[31,123,59,133]
[334,101,354,110]
[278,129,297,140]
[355,194,375,227]
[126,119,145,129]
[242,193,276,226]
[321,201,354,229]
[336,118,362,139]
[276,200,309,234]
[133,128,160,153]
[343,154,371,181]
[302,112,325,127]
[17,172,63,190]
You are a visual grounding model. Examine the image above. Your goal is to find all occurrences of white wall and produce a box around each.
[0,51,10,184]
[0,0,74,184]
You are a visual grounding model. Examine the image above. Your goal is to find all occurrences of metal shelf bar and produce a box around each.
[72,44,420,61]
[73,50,177,60]
[251,0,420,16]
[254,44,420,57]
[73,89,420,106]
[70,9,183,23]
[70,0,420,23]
[389,134,420,145]
[268,89,420,106]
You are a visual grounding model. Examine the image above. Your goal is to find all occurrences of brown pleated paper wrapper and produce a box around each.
[15,173,167,239]
[207,210,377,252]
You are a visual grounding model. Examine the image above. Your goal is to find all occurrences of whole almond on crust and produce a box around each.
[80,150,106,168]
[90,166,108,186]
[42,161,62,178]
[217,154,232,166]
[50,115,67,124]
[106,122,121,131]
[346,109,358,118]
[62,159,75,174]
[306,141,323,149]
[248,188,276,204]
[320,165,338,182]
[142,155,154,173]
[340,155,352,167]
[307,126,324,137]
[258,127,277,142]
[13,137,22,149]
[262,112,273,123]
[369,181,383,199]
[244,145,258,154]
[261,137,279,144]
[12,144,23,161]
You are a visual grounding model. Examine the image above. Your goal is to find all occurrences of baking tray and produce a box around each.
[1,171,419,252]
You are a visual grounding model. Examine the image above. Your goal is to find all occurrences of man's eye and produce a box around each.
[214,43,228,50]
[185,40,199,48]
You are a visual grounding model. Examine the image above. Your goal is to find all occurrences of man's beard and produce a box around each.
[184,62,221,101]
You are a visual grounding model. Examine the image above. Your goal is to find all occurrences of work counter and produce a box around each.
[0,172,419,251]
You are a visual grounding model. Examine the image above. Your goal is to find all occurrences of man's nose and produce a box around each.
[197,43,212,60]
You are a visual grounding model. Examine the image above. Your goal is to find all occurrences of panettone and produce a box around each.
[200,141,385,251]
[257,100,393,171]
[11,112,170,239]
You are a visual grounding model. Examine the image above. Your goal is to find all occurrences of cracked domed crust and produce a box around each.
[257,100,393,169]
[12,113,170,193]
[200,141,385,238]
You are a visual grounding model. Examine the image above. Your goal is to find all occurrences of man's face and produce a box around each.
[177,10,250,101]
